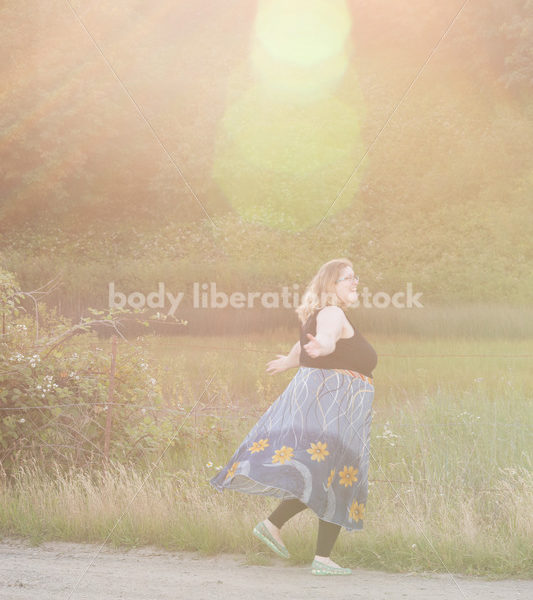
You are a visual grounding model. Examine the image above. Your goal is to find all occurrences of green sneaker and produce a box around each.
[311,559,352,575]
[253,521,290,559]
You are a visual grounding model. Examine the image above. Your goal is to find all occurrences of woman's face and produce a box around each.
[334,266,359,306]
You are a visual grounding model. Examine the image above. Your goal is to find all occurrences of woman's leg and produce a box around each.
[258,498,307,549]
[261,503,346,570]
[315,519,342,558]
[267,498,307,528]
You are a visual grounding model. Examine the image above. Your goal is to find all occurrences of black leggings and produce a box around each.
[268,498,341,557]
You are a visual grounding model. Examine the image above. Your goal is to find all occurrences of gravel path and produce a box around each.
[1,538,531,600]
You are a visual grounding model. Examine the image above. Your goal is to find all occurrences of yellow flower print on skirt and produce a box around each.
[349,500,365,523]
[307,441,329,462]
[210,366,374,531]
[326,469,336,489]
[249,438,269,454]
[272,446,294,464]
[338,465,359,487]
[225,462,240,481]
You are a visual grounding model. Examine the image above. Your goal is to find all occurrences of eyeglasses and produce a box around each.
[336,274,359,284]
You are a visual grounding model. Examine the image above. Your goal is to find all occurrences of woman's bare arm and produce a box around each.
[266,341,301,374]
[303,306,345,358]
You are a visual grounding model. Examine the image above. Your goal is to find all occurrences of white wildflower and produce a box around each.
[376,421,400,446]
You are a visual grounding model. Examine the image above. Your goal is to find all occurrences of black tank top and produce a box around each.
[299,309,377,377]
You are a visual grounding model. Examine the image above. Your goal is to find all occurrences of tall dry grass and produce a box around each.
[0,456,531,575]
[0,333,531,576]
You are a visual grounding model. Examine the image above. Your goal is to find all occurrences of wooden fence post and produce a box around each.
[104,335,117,460]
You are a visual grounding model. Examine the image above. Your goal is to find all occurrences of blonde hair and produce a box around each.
[296,258,354,324]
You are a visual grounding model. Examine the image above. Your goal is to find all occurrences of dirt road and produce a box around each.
[0,538,531,600]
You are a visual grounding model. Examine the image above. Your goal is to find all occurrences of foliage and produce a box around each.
[2,1,533,316]
[0,266,177,473]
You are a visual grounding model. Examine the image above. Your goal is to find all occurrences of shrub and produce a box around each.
[0,266,175,473]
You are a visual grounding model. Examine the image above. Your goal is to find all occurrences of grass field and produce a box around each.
[1,332,532,577]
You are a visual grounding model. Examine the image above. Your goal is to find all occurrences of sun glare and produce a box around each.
[213,0,362,230]
[254,0,351,68]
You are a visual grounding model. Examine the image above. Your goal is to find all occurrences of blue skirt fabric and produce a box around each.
[210,366,374,531]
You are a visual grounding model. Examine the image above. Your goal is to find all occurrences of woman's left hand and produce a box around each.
[303,333,324,358]
[266,354,290,374]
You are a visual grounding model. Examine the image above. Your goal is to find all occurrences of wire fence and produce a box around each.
[2,333,532,474]
[136,339,533,358]
[0,402,531,429]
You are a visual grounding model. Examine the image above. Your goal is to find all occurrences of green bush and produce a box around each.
[0,266,176,473]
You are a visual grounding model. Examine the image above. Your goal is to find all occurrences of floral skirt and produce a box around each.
[210,366,374,531]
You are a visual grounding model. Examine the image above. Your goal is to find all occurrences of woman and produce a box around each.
[210,258,377,575]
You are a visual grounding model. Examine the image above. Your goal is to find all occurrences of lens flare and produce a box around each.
[254,0,351,67]
[212,86,365,231]
[251,42,349,102]
[212,0,362,230]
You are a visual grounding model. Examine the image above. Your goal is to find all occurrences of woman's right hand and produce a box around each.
[266,354,289,375]
[303,333,325,358]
